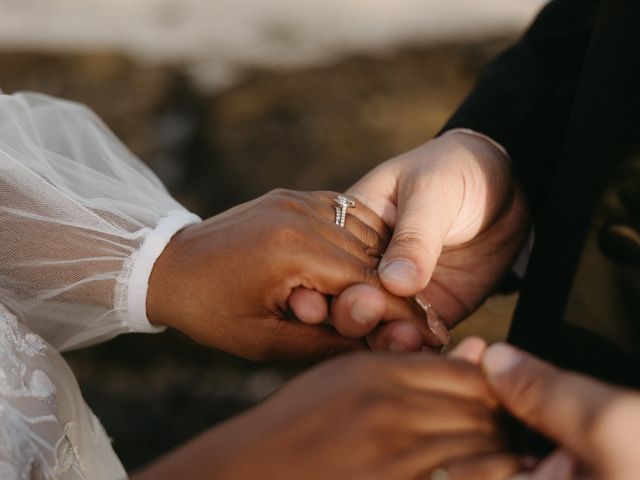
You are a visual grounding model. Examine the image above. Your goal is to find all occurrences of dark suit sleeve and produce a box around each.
[442,0,600,224]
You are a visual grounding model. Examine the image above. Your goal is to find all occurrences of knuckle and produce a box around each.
[363,226,384,253]
[349,387,396,426]
[391,229,429,254]
[269,187,294,198]
[269,189,307,213]
[364,397,398,430]
[364,252,382,269]
[359,264,381,286]
[266,219,307,247]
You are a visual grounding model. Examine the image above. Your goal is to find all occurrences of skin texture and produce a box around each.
[293,131,530,347]
[147,188,438,361]
[482,343,640,480]
[132,345,524,480]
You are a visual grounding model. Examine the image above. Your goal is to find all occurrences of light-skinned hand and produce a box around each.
[293,131,530,349]
[483,343,640,480]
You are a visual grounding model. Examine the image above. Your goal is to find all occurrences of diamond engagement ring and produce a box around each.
[333,195,356,228]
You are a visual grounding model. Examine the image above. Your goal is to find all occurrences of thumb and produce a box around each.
[482,343,615,462]
[375,169,457,296]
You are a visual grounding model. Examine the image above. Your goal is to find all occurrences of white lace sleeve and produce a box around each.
[0,303,127,480]
[0,92,201,351]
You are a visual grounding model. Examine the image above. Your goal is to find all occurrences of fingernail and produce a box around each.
[416,297,452,346]
[379,259,417,289]
[482,343,523,380]
[350,298,378,326]
[428,314,452,347]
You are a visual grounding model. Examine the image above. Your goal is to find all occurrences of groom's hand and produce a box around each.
[146,189,436,361]
[344,131,530,347]
[293,132,529,351]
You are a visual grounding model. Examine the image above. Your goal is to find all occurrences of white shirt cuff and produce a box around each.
[127,210,202,332]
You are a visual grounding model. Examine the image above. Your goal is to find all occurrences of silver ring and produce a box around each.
[430,468,450,480]
[333,195,356,228]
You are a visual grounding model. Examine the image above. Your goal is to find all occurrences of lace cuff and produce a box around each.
[126,210,201,332]
[0,92,201,351]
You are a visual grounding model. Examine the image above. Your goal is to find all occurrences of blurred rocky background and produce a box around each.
[0,0,546,471]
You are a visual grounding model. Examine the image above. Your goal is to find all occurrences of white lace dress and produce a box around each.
[0,92,202,479]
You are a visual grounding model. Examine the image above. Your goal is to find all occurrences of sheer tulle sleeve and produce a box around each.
[0,92,201,351]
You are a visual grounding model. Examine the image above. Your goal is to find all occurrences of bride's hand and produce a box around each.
[146,189,436,360]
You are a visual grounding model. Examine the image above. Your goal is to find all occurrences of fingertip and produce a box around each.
[481,343,524,382]
[289,287,328,325]
[367,321,424,353]
[378,258,423,296]
[331,284,386,338]
[448,336,487,364]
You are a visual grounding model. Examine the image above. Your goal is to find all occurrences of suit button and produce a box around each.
[598,223,640,266]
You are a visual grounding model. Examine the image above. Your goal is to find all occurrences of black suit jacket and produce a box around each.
[443,0,640,388]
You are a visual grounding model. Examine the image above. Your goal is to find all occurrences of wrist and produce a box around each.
[435,129,522,243]
[440,130,511,176]
[442,128,509,160]
[141,211,201,330]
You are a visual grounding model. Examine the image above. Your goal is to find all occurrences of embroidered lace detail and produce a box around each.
[0,304,84,479]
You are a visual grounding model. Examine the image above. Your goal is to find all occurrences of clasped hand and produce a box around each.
[141,131,640,479]
[147,188,441,360]
[147,130,529,360]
